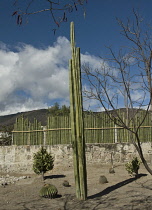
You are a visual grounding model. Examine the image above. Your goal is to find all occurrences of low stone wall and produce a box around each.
[0,143,152,173]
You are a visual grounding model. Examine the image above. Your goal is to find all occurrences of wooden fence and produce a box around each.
[12,111,152,145]
[13,117,43,145]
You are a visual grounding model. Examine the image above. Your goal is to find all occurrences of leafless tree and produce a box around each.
[83,10,152,175]
[12,0,87,32]
[117,9,152,111]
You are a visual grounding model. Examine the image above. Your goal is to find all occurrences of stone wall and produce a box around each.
[0,143,152,173]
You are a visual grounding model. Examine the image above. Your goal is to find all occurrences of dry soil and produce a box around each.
[0,163,152,210]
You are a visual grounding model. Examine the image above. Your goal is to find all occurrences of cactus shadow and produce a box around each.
[55,194,62,198]
[44,174,66,180]
[88,173,147,200]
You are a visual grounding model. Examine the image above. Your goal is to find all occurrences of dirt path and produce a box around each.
[0,163,152,210]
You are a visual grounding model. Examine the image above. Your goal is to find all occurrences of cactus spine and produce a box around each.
[69,22,87,200]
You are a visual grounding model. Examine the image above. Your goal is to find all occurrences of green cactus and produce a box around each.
[39,184,58,198]
[62,180,70,187]
[69,22,87,200]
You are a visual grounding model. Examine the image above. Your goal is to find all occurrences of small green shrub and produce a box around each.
[33,147,54,180]
[40,184,58,198]
[62,180,70,187]
[125,157,140,176]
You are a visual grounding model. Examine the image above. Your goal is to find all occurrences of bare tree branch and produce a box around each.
[12,0,87,30]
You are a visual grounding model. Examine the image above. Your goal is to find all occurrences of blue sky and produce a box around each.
[0,0,152,115]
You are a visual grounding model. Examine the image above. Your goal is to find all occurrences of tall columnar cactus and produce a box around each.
[69,22,87,200]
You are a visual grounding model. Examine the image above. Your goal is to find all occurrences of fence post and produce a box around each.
[43,126,46,146]
[12,132,14,145]
[114,124,118,143]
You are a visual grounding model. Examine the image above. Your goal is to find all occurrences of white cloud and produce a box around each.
[0,36,71,115]
[0,37,104,116]
[0,98,48,116]
[81,53,103,70]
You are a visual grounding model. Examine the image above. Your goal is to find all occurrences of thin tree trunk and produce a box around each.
[42,171,45,180]
[133,134,152,175]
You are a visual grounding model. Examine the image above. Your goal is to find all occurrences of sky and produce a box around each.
[0,0,152,116]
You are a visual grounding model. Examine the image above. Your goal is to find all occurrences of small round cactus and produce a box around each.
[99,175,108,184]
[62,180,70,187]
[40,184,58,198]
[109,167,115,174]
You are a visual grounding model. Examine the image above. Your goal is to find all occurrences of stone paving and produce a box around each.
[0,174,31,186]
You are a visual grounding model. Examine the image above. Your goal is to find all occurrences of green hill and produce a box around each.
[0,109,49,130]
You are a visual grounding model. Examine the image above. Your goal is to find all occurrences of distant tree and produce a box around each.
[48,102,60,115]
[48,103,70,115]
[12,0,87,32]
[60,105,70,115]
